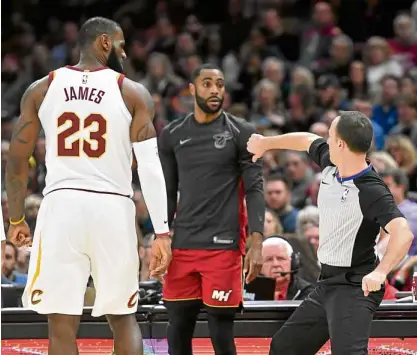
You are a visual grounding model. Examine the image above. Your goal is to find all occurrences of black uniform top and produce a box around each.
[158,111,265,251]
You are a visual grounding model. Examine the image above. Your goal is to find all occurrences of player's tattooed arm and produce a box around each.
[121,78,157,143]
[6,78,46,222]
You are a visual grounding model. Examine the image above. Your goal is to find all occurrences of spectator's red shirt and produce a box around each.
[388,39,417,69]
[383,281,398,300]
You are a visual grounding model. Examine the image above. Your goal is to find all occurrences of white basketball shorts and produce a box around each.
[22,189,139,317]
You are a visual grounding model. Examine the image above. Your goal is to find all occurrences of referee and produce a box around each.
[247,111,414,355]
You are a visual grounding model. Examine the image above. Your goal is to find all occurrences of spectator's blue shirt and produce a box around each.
[11,272,28,286]
[1,276,13,284]
[371,120,385,150]
[279,208,299,234]
[372,105,398,135]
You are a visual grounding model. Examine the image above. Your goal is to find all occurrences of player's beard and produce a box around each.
[106,46,124,74]
[195,90,224,114]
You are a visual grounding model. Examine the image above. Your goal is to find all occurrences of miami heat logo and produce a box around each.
[213,131,232,149]
[31,289,43,305]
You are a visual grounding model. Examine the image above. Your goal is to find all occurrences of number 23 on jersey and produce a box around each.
[57,112,107,158]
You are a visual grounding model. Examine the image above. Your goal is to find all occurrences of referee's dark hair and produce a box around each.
[190,63,223,83]
[336,111,373,153]
[379,169,409,192]
[78,17,121,49]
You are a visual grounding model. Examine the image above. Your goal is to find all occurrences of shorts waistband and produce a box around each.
[45,188,130,198]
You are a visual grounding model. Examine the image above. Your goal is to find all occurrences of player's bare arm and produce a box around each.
[247,132,322,162]
[121,78,171,281]
[6,77,47,246]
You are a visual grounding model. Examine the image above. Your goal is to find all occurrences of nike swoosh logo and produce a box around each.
[180,138,192,145]
[321,181,329,185]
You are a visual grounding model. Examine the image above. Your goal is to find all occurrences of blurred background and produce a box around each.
[2,0,417,306]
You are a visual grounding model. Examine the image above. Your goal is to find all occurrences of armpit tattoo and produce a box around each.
[136,121,156,142]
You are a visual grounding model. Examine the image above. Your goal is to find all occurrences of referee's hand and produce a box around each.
[362,271,386,296]
[247,134,266,162]
[149,235,172,283]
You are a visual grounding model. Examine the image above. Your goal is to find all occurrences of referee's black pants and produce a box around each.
[269,265,385,355]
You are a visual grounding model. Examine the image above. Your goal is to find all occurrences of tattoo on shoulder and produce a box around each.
[133,82,156,142]
[11,81,40,144]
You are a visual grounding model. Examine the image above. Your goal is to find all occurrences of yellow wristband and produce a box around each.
[10,216,25,225]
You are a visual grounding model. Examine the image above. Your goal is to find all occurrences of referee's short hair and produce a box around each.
[336,111,373,153]
[379,169,409,192]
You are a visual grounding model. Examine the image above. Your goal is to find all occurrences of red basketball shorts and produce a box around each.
[162,249,243,308]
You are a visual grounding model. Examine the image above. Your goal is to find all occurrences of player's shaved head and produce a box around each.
[78,17,121,49]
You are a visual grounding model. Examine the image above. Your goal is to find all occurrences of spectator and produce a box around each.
[1,241,28,286]
[390,94,417,147]
[369,151,399,173]
[345,61,369,100]
[363,37,403,98]
[264,208,284,237]
[251,79,285,131]
[286,84,317,132]
[315,74,350,114]
[385,135,417,192]
[400,74,417,96]
[372,75,400,135]
[315,34,354,85]
[380,169,417,255]
[294,206,321,283]
[299,1,340,67]
[265,175,299,233]
[388,14,417,71]
[261,236,314,300]
[284,151,315,209]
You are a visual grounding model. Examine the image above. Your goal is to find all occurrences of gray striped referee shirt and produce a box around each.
[308,138,404,268]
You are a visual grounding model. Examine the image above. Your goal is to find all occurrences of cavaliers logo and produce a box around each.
[31,289,43,305]
[213,131,232,149]
[127,291,139,308]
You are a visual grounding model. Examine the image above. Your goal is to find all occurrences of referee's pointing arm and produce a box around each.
[247,132,321,162]
[247,117,414,296]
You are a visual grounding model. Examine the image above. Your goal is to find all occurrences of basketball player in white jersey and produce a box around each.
[5,17,172,355]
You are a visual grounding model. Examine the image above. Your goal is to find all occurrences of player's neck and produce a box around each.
[76,52,107,71]
[336,155,369,179]
[194,108,222,124]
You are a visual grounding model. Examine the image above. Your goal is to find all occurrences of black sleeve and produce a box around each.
[308,138,333,171]
[158,126,178,228]
[357,175,404,230]
[238,121,265,235]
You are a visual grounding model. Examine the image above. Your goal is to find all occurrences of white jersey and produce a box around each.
[39,66,133,197]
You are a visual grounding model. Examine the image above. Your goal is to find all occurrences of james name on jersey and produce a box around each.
[64,86,105,104]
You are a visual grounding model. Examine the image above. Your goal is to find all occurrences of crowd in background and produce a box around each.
[2,0,417,303]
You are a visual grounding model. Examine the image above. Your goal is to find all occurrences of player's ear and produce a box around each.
[189,82,195,97]
[99,34,112,53]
